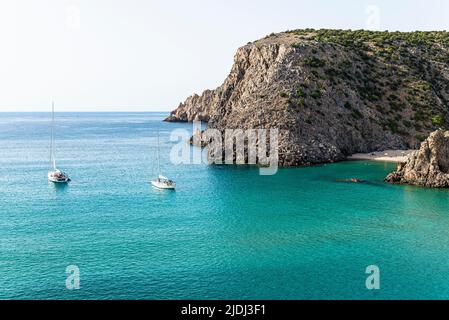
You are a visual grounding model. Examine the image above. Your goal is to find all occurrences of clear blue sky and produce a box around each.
[1,0,448,112]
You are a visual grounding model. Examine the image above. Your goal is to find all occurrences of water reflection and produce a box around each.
[150,185,177,201]
[49,181,69,194]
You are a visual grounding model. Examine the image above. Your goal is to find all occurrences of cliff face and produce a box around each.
[166,30,449,166]
[385,130,449,188]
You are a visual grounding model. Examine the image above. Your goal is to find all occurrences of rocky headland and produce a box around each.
[166,29,449,167]
[385,130,449,188]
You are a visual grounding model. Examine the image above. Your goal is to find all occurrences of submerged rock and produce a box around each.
[336,178,366,184]
[385,130,449,188]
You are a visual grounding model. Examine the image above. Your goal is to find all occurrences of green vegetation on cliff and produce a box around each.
[279,29,449,138]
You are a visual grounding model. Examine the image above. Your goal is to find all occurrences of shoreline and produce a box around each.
[347,149,415,163]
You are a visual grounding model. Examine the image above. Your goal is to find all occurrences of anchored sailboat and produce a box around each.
[151,133,176,190]
[48,103,70,183]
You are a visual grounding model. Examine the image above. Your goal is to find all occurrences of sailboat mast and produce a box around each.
[157,132,161,176]
[50,102,56,170]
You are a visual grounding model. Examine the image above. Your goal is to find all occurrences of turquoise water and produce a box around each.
[1,112,449,300]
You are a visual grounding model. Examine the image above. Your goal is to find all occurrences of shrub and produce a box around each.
[414,123,422,131]
[402,120,412,128]
[388,119,400,133]
[304,57,326,68]
[415,134,426,142]
[390,101,406,112]
[388,94,399,101]
[310,89,322,99]
[416,81,432,92]
[351,110,364,120]
[344,101,353,110]
[375,105,385,113]
[432,115,444,126]
[287,98,305,110]
[414,111,426,122]
[296,88,306,98]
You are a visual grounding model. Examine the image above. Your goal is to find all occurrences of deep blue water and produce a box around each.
[1,112,449,300]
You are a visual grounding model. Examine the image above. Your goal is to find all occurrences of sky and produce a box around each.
[0,0,448,112]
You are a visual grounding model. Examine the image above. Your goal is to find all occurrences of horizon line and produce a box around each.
[0,111,171,113]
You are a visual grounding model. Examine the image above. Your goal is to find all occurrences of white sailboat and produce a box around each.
[151,133,176,190]
[48,103,70,183]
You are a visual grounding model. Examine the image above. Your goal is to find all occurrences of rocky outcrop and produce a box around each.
[166,30,449,166]
[385,130,449,188]
[165,90,216,122]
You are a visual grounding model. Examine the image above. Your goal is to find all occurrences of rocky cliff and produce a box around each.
[165,90,215,122]
[385,130,449,188]
[166,29,449,166]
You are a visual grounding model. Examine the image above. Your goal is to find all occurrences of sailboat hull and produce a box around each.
[48,171,70,183]
[48,178,70,184]
[151,180,175,190]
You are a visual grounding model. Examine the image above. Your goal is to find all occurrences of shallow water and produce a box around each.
[1,112,449,299]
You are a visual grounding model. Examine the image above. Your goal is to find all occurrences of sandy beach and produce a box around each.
[347,150,415,163]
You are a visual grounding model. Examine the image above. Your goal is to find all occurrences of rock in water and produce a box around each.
[166,30,449,167]
[385,130,449,188]
[336,178,366,184]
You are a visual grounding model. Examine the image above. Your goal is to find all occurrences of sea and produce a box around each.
[1,112,449,300]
